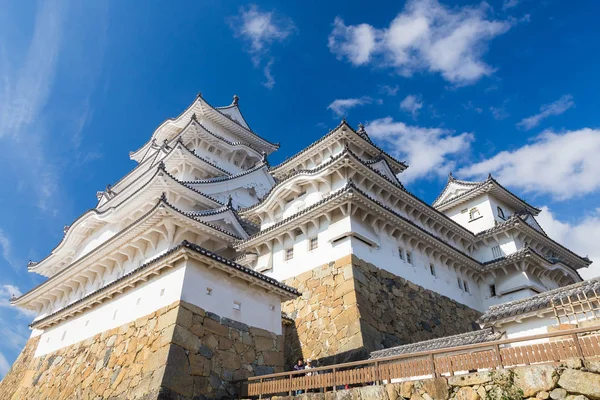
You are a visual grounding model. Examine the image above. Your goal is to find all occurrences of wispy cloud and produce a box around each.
[0,351,9,378]
[490,105,509,120]
[459,128,600,200]
[366,117,474,183]
[228,5,296,89]
[262,59,276,89]
[0,1,64,138]
[0,2,66,214]
[378,84,399,96]
[517,95,575,130]
[328,0,512,85]
[327,96,372,117]
[400,94,423,117]
[463,101,483,114]
[0,229,18,270]
[503,0,520,10]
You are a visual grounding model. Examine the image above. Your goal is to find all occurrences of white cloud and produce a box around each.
[327,96,372,117]
[517,95,575,130]
[262,59,275,90]
[228,5,295,88]
[0,2,66,214]
[365,117,474,183]
[458,128,600,200]
[0,285,22,308]
[503,0,520,10]
[490,105,509,120]
[537,207,600,279]
[463,100,483,113]
[0,284,33,318]
[400,94,423,117]
[0,229,18,270]
[379,84,400,96]
[328,0,512,85]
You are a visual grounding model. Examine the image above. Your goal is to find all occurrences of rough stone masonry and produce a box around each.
[282,255,481,366]
[0,300,284,400]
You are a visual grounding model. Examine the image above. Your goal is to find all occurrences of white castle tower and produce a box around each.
[3,94,297,400]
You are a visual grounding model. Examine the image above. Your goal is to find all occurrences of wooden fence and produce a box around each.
[242,325,600,398]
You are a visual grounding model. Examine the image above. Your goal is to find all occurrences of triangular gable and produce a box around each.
[433,179,482,207]
[215,104,251,130]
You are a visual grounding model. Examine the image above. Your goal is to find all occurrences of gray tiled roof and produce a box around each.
[478,277,600,325]
[370,328,502,359]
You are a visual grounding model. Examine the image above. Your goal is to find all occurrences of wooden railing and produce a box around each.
[242,325,600,398]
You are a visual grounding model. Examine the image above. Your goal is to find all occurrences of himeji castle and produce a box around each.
[1,94,593,400]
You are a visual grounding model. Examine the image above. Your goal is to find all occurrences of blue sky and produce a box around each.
[1,0,599,376]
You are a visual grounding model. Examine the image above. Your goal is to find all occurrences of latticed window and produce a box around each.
[429,264,436,276]
[406,251,413,264]
[285,248,294,261]
[491,245,503,258]
[463,280,469,293]
[309,237,318,251]
[469,207,481,220]
[398,247,404,261]
[457,277,463,290]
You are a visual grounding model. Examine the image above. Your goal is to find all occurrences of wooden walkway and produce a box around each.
[242,325,600,398]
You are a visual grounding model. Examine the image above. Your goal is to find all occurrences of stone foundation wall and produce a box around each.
[0,300,284,400]
[282,255,481,366]
[265,360,600,400]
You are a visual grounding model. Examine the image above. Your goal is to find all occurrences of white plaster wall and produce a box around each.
[33,262,187,357]
[73,224,121,262]
[350,217,484,311]
[262,214,353,282]
[445,195,495,234]
[32,256,286,357]
[181,259,283,335]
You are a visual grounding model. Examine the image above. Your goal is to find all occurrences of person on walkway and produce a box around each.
[293,358,305,395]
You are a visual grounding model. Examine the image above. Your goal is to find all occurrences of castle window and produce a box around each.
[285,248,294,261]
[497,206,505,220]
[457,277,463,290]
[469,207,481,221]
[206,287,213,296]
[309,237,318,251]
[398,247,405,261]
[463,280,469,293]
[429,264,436,277]
[491,245,503,259]
[406,251,413,264]
[489,284,497,297]
[233,301,241,311]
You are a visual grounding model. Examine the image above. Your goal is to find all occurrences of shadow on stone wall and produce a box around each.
[281,255,481,371]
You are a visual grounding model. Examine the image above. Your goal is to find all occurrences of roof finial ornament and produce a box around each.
[358,123,365,132]
[191,113,197,121]
[27,260,38,268]
[63,225,70,234]
[261,151,268,164]
[10,293,17,301]
[160,192,168,202]
[487,173,493,180]
[227,194,233,208]
[196,92,202,98]
[232,94,239,106]
[448,172,455,181]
